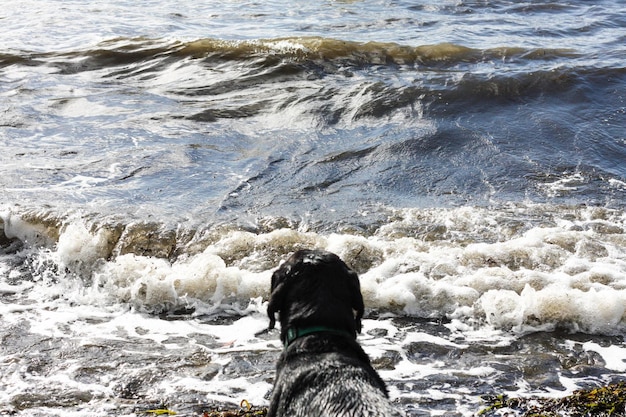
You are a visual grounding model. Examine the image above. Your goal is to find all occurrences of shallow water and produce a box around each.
[2,0,626,415]
[2,205,626,415]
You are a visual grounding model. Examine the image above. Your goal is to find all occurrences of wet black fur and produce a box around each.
[267,249,405,417]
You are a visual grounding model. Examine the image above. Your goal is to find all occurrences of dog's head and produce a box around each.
[268,249,364,344]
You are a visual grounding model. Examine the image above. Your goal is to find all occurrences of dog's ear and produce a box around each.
[267,263,289,329]
[347,267,364,333]
[267,251,307,330]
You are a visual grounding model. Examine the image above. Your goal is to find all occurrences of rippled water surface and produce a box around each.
[2,1,626,415]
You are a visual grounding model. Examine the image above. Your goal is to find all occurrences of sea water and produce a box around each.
[1,1,626,415]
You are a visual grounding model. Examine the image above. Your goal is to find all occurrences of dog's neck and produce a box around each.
[284,325,354,348]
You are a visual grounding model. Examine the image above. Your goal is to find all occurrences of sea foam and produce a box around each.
[2,204,626,335]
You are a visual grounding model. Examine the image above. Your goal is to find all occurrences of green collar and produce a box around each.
[284,326,353,348]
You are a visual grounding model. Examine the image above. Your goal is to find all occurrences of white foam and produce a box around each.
[0,281,32,295]
[609,178,626,189]
[56,221,112,267]
[582,342,626,372]
[537,172,585,197]
[92,249,271,312]
[3,204,626,334]
[53,175,109,189]
[403,331,469,349]
[2,211,57,247]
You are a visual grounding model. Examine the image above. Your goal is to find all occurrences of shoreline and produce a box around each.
[132,383,626,416]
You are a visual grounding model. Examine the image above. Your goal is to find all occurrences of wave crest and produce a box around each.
[7,36,579,71]
[2,204,626,335]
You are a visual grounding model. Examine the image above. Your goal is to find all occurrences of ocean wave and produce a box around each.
[175,37,581,67]
[5,36,623,130]
[2,204,626,335]
[7,36,581,72]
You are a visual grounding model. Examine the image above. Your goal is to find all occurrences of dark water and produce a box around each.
[2,1,626,415]
[2,2,626,228]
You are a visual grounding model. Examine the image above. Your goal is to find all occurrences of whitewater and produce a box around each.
[2,0,626,415]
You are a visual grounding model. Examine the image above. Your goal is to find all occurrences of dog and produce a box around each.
[267,249,405,417]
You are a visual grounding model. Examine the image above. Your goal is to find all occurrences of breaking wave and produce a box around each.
[2,36,580,70]
[3,203,626,335]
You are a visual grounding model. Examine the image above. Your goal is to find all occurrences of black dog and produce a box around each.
[267,249,405,417]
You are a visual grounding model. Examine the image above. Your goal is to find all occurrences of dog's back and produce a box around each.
[267,249,405,417]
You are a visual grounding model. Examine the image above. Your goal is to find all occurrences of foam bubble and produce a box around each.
[91,251,260,312]
[57,222,112,268]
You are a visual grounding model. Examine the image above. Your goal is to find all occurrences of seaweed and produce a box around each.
[199,400,267,417]
[137,384,625,417]
[479,382,626,417]
[141,400,268,417]
[201,408,267,417]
